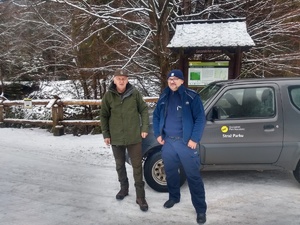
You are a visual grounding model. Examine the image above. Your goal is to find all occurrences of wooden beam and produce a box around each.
[60,120,100,126]
[4,118,53,125]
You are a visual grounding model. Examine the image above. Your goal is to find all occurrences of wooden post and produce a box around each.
[57,104,64,121]
[234,47,242,78]
[52,104,64,136]
[178,48,189,87]
[53,125,64,136]
[52,105,58,127]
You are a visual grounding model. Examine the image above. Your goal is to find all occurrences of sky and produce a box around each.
[1,127,300,225]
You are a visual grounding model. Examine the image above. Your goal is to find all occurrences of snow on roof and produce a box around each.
[167,19,255,49]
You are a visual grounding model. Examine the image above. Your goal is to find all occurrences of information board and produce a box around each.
[188,61,229,86]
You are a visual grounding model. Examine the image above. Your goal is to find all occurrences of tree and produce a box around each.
[244,0,300,77]
[0,0,299,98]
[172,0,300,78]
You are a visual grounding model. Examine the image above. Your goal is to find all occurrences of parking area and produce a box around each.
[0,128,300,225]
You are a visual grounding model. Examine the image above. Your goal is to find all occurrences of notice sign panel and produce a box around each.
[24,98,32,109]
[188,61,229,86]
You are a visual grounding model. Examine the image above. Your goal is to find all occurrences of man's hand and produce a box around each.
[141,132,148,138]
[104,138,111,146]
[156,136,165,145]
[188,140,197,149]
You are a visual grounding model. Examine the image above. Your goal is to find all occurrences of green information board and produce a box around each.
[188,61,229,86]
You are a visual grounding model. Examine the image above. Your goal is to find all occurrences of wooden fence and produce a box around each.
[0,97,158,135]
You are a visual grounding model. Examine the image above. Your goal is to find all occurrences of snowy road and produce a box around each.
[0,128,300,225]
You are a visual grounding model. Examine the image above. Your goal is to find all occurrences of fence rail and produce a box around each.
[0,97,158,135]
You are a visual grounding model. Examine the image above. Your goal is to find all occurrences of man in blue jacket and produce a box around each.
[153,69,207,224]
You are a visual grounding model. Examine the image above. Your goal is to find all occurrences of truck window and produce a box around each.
[289,86,300,110]
[199,83,222,106]
[214,87,275,119]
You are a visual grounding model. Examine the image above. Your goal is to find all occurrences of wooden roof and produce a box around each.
[167,18,255,50]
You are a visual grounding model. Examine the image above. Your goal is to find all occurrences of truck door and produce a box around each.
[201,84,283,164]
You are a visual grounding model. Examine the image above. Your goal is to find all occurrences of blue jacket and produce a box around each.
[153,85,206,144]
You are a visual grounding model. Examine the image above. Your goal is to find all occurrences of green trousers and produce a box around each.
[112,142,145,198]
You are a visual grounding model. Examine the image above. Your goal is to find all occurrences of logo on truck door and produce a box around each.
[221,125,245,138]
[221,126,229,133]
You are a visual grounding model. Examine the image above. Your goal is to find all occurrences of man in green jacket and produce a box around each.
[100,68,149,211]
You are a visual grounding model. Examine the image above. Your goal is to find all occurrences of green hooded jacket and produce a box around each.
[100,82,149,145]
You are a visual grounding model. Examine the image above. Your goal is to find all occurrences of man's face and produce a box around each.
[168,76,184,91]
[113,75,128,93]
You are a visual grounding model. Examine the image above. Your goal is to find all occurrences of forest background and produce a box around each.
[0,0,299,126]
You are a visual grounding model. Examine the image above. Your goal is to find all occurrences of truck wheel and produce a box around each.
[144,151,186,192]
[293,160,300,183]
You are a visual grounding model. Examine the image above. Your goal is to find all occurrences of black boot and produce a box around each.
[116,189,128,200]
[196,213,206,224]
[136,197,148,211]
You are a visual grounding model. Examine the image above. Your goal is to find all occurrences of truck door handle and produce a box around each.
[264,124,275,132]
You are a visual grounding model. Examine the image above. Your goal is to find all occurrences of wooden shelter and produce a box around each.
[167,18,255,86]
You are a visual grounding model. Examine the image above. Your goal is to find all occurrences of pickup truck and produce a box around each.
[137,78,300,192]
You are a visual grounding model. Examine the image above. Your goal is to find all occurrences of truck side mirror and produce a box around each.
[207,106,219,121]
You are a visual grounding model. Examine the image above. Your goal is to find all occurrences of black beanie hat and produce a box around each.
[167,69,184,80]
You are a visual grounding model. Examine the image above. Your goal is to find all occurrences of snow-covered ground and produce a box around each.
[1,128,300,225]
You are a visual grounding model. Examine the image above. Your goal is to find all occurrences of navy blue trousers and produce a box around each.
[162,137,207,214]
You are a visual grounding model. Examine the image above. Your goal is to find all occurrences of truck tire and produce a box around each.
[144,151,186,192]
[293,160,300,183]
